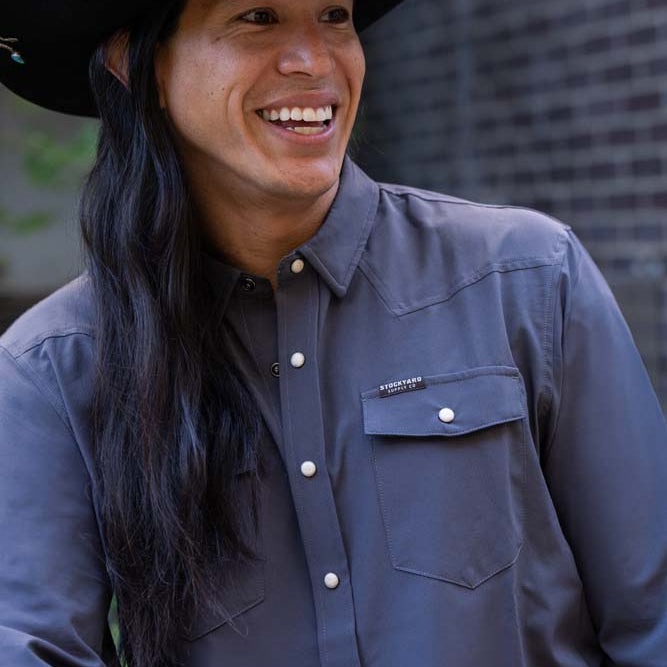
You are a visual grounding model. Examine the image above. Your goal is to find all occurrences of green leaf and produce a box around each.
[11,211,54,234]
[0,205,54,235]
[21,122,98,189]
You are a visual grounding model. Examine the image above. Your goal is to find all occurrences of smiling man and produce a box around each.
[1,1,666,667]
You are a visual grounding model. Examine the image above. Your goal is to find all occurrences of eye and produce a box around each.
[240,8,277,24]
[322,7,351,24]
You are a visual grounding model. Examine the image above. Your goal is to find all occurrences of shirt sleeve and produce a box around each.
[0,345,115,666]
[541,229,667,666]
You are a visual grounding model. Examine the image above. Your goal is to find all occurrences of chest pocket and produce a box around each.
[180,463,266,642]
[361,366,526,590]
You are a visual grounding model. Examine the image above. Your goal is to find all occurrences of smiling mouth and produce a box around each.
[255,104,336,135]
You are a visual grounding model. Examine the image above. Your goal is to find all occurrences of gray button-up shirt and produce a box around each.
[1,156,666,667]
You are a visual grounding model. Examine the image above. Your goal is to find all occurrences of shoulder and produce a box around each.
[0,274,96,426]
[0,273,95,359]
[373,181,572,264]
[360,181,574,315]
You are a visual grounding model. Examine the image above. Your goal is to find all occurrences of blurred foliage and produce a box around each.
[0,205,53,235]
[0,94,98,236]
[21,122,98,189]
[0,95,98,280]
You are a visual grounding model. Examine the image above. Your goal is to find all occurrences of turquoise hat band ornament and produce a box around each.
[0,37,24,64]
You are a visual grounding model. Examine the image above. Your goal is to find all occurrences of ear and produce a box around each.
[104,30,130,88]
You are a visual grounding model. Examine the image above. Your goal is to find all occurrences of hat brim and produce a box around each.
[0,0,404,118]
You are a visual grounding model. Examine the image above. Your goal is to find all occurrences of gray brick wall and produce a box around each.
[358,0,667,411]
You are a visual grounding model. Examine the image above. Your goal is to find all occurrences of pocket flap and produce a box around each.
[182,556,265,641]
[361,366,525,437]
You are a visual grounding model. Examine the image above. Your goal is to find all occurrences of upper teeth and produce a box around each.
[261,105,334,122]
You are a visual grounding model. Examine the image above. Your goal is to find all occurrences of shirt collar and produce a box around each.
[297,154,379,298]
[201,155,379,312]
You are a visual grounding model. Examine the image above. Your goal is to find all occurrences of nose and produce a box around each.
[276,24,335,78]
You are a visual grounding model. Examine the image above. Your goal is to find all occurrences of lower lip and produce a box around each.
[256,111,337,146]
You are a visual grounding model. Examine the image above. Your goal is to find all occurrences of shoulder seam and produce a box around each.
[361,254,562,317]
[377,183,573,228]
[0,341,108,565]
[0,343,76,439]
[540,229,583,466]
[9,329,94,360]
[537,229,570,451]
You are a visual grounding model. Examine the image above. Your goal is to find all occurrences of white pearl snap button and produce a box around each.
[324,572,340,589]
[290,352,306,368]
[291,258,305,274]
[438,407,455,423]
[301,461,317,477]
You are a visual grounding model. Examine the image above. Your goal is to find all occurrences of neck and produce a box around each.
[190,170,339,293]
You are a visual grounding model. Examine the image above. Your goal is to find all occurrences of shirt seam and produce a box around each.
[0,340,109,566]
[360,254,562,317]
[540,229,584,467]
[377,183,575,229]
[537,230,570,439]
[9,328,94,359]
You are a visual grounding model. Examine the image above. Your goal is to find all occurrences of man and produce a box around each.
[1,1,666,666]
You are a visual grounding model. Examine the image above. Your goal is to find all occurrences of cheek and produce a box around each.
[162,60,237,150]
[343,43,366,99]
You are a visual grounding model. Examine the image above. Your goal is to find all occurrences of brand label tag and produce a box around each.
[378,375,426,398]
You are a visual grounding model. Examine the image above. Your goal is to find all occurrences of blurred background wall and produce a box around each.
[358,0,667,410]
[1,0,665,411]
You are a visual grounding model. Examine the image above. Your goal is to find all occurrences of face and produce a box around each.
[153,0,365,204]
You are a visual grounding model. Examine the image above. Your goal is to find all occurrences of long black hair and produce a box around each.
[79,3,265,665]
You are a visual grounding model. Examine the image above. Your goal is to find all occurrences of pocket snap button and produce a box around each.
[438,407,455,423]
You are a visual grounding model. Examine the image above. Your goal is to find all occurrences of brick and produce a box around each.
[650,123,667,141]
[626,26,657,47]
[570,196,595,211]
[608,128,636,144]
[652,192,667,208]
[506,53,532,69]
[565,71,590,88]
[475,117,498,131]
[529,138,554,152]
[589,162,616,179]
[588,98,622,115]
[546,45,568,62]
[568,133,594,150]
[632,158,663,176]
[514,170,536,185]
[532,197,556,212]
[547,106,574,122]
[603,63,634,83]
[511,112,534,127]
[648,57,667,76]
[608,193,639,209]
[598,0,632,18]
[633,224,664,241]
[551,166,576,181]
[583,35,613,55]
[558,9,590,28]
[626,93,662,112]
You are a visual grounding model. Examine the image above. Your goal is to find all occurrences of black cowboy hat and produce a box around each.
[0,0,404,118]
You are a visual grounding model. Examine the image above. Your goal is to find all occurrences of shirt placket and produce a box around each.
[275,254,362,667]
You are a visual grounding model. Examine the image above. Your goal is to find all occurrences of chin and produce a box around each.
[291,155,342,185]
